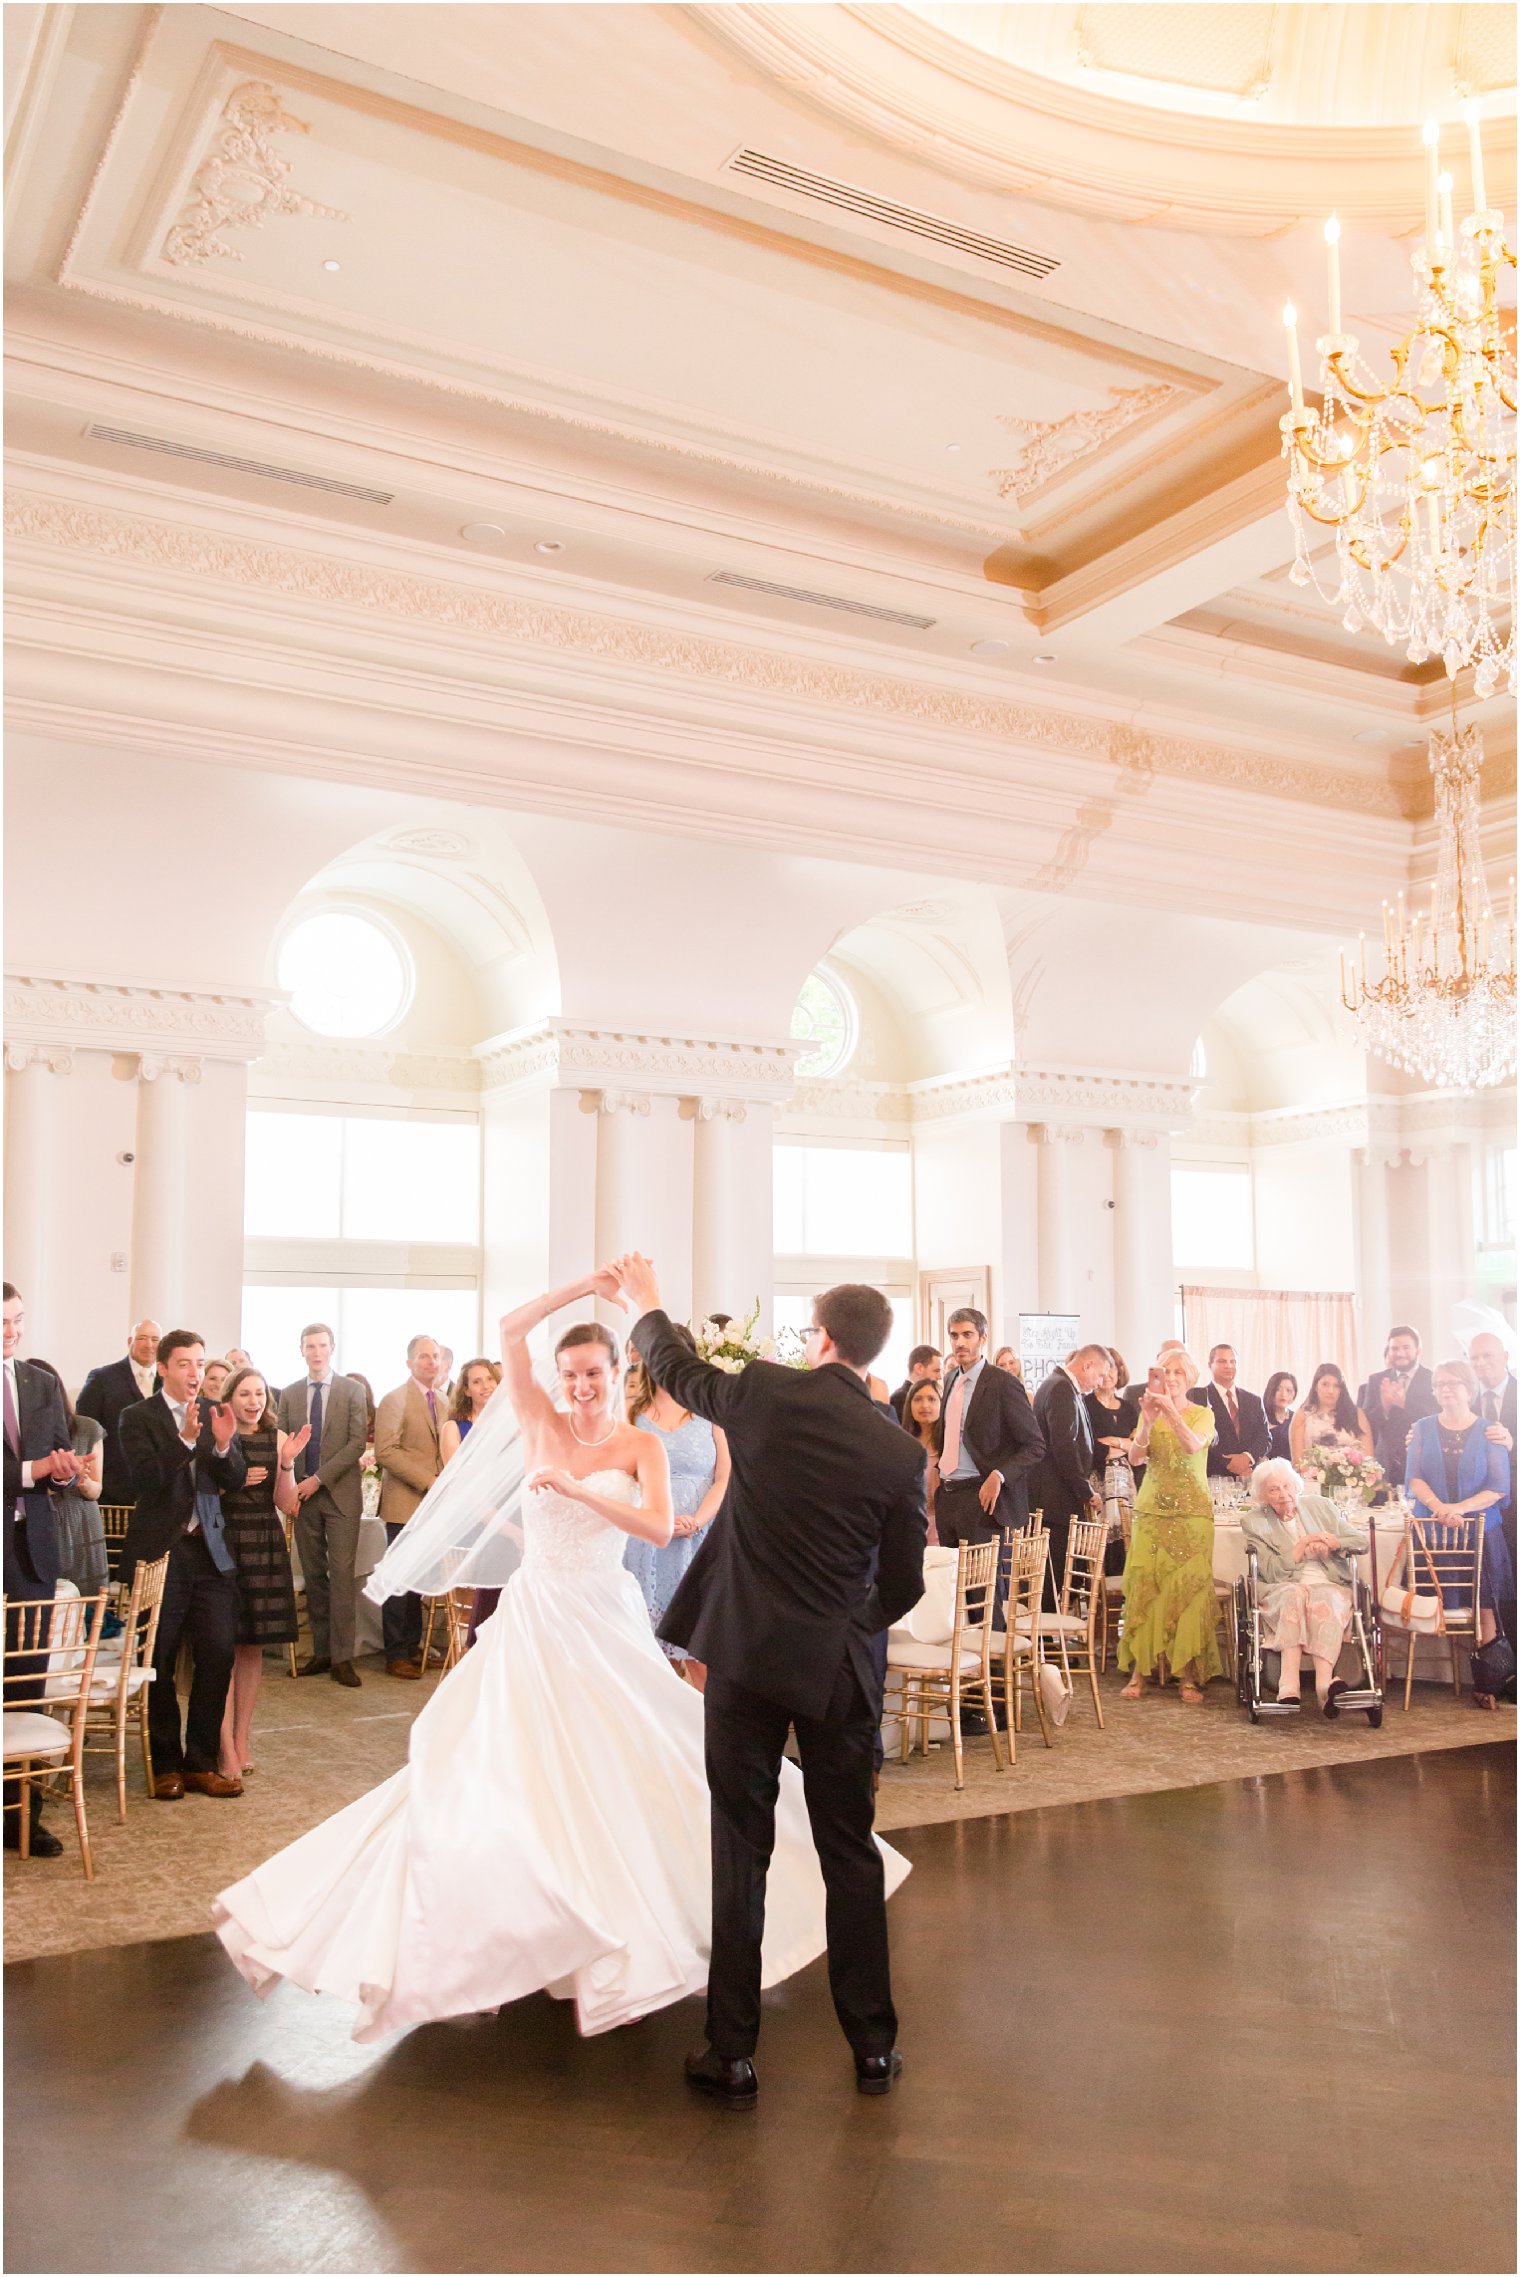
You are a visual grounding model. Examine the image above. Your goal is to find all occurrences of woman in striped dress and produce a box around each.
[219,1367,306,1781]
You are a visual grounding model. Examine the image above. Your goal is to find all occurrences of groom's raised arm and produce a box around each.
[630,1309,758,1429]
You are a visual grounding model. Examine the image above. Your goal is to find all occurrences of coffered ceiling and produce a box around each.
[4,1,1515,920]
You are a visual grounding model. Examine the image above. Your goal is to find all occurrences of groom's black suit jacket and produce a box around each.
[632,1310,927,1720]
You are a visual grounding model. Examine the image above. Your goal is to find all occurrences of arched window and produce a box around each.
[789,966,857,1080]
[277,911,411,1039]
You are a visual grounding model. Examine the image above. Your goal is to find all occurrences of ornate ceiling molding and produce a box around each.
[1190,1085,1516,1153]
[3,489,1404,818]
[906,1063,1020,1122]
[1016,1063,1198,1126]
[694,5,1502,234]
[990,383,1184,504]
[4,970,275,1062]
[254,1037,483,1093]
[162,81,347,268]
[474,1021,803,1102]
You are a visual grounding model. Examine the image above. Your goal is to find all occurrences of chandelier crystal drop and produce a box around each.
[1280,109,1516,698]
[1340,723,1517,1090]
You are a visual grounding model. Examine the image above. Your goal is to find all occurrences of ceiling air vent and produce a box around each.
[725,149,1059,282]
[83,425,394,504]
[707,571,935,630]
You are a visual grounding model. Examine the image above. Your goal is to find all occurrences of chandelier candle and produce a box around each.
[1465,100,1487,217]
[1324,216,1342,336]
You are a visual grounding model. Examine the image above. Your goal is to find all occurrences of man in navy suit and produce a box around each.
[76,1318,162,1510]
[1197,1345,1270,1481]
[3,1282,79,1855]
[1358,1326,1435,1481]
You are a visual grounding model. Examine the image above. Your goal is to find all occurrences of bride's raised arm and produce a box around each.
[499,1269,625,1448]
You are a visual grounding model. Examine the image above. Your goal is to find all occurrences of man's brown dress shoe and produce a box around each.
[153,1774,185,1801]
[183,1770,243,1798]
[331,1661,361,1688]
[295,1656,331,1678]
[386,1659,422,1680]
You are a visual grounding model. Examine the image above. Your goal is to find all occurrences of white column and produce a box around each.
[1423,1140,1476,1340]
[1034,1124,1081,1314]
[1111,1129,1154,1367]
[130,1055,193,1328]
[592,1089,651,1328]
[691,1097,775,1328]
[3,1046,67,1350]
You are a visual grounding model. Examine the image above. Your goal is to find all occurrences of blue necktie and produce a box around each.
[308,1382,324,1474]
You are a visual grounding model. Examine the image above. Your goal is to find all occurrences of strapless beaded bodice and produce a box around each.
[521,1471,640,1578]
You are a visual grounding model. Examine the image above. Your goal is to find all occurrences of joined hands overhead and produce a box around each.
[603,1252,663,1318]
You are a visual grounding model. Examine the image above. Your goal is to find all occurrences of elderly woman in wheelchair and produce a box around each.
[1241,1459,1370,1715]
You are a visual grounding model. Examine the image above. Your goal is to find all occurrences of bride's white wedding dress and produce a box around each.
[215,1472,909,2043]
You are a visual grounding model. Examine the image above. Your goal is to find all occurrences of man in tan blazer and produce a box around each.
[373,1334,445,1679]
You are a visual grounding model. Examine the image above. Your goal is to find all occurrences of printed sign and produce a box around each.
[1018,1313,1081,1392]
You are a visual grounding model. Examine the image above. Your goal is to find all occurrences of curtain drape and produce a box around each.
[1179,1287,1359,1404]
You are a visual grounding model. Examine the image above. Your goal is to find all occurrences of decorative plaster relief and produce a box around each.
[162,81,348,268]
[381,828,473,857]
[692,1097,749,1123]
[989,383,1184,503]
[595,1089,653,1117]
[473,1022,802,1102]
[2,491,1404,818]
[137,1053,204,1084]
[3,1044,74,1076]
[258,1037,482,1091]
[4,971,273,1062]
[906,1064,1020,1122]
[1017,1065,1198,1126]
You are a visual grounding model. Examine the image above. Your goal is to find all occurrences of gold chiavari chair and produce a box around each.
[995,1528,1053,1759]
[77,1552,170,1819]
[888,1538,1004,1791]
[99,1503,133,1585]
[279,1511,303,1679]
[1099,1466,1133,1672]
[1035,1518,1108,1729]
[4,1591,107,1878]
[445,1586,476,1668]
[420,1548,472,1675]
[1382,1516,1483,1709]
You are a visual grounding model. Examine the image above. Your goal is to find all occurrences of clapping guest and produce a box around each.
[29,1360,107,1599]
[3,1283,79,1857]
[201,1359,231,1404]
[1358,1326,1435,1479]
[1290,1364,1374,1471]
[1197,1344,1270,1481]
[625,1327,730,1688]
[1404,1360,1514,1705]
[277,1324,370,1690]
[900,1380,943,1543]
[217,1368,304,1780]
[1263,1372,1298,1462]
[374,1335,446,1679]
[888,1345,941,1422]
[119,1331,247,1799]
[76,1316,162,1510]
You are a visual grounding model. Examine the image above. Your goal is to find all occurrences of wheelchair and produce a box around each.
[1234,1545,1384,1727]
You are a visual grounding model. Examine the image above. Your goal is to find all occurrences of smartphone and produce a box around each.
[1146,1367,1161,1393]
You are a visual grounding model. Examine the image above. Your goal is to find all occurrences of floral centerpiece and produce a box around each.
[360,1446,382,1518]
[1298,1441,1386,1504]
[694,1302,806,1373]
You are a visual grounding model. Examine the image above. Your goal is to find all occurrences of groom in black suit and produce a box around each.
[616,1255,926,2110]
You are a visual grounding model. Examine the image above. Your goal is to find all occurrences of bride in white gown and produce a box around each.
[214,1270,909,2043]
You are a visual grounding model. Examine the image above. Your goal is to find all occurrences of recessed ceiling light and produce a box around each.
[461,522,507,544]
[1353,729,1387,744]
[321,259,341,273]
[970,639,1009,657]
[534,540,564,554]
[1032,651,1058,665]
[944,443,962,453]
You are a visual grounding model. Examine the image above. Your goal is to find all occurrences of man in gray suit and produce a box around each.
[277,1322,369,1688]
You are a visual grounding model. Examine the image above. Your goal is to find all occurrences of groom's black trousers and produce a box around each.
[703,1659,896,2062]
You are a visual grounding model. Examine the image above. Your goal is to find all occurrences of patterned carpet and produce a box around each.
[4,1650,1510,1964]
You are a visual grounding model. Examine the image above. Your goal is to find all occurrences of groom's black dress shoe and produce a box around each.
[855,2050,903,2096]
[684,2047,758,2111]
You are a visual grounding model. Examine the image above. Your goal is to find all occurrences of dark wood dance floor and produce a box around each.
[6,1745,1513,2275]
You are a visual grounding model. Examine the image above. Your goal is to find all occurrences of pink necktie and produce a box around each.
[941,1374,966,1474]
[426,1390,437,1429]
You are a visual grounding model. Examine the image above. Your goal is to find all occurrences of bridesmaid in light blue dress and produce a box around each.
[625,1328,729,1682]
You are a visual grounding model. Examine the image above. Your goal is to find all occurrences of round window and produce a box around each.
[277,911,410,1039]
[789,967,857,1081]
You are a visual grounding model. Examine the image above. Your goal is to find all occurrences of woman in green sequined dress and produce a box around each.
[1118,1348,1221,1704]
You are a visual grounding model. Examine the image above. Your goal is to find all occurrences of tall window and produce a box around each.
[243,1107,481,1388]
[773,1140,914,1387]
[1171,1165,1254,1270]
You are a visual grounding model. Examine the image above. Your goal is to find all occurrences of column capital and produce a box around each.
[1030,1121,1085,1146]
[1111,1126,1161,1149]
[689,1096,749,1124]
[137,1053,204,1085]
[4,1043,73,1075]
[594,1088,652,1118]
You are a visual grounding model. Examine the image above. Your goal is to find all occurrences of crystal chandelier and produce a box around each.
[1341,719,1517,1090]
[1280,106,1516,698]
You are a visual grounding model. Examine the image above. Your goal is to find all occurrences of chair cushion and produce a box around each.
[2,1710,70,1759]
[1037,1611,1090,1636]
[46,1664,153,1701]
[888,1631,994,1673]
[901,1551,960,1645]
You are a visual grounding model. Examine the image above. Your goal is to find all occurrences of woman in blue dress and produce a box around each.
[624,1323,729,1689]
[1404,1357,1513,1705]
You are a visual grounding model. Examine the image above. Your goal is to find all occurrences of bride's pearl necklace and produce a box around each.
[568,1410,618,1448]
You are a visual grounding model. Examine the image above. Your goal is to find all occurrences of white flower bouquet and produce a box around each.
[694,1302,807,1373]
